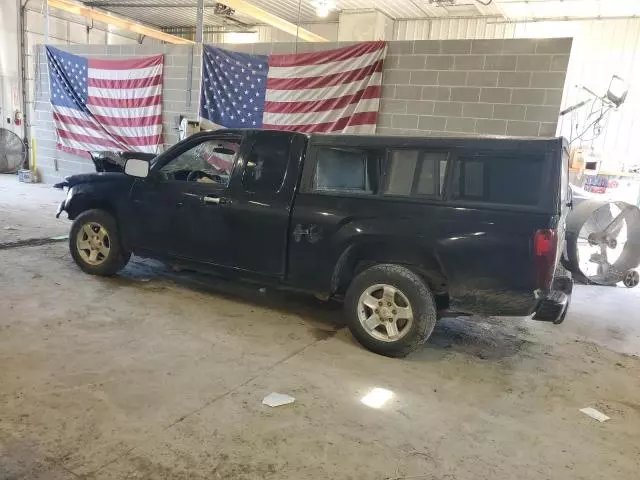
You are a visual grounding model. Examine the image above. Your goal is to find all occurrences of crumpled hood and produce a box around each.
[54,172,127,189]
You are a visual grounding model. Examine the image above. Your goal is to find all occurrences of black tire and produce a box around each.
[69,209,131,276]
[344,264,437,358]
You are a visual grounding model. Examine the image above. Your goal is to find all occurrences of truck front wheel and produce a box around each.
[69,209,131,276]
[344,264,437,357]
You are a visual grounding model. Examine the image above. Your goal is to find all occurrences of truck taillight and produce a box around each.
[534,229,557,290]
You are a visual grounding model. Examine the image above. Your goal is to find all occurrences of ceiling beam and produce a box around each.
[216,0,329,42]
[85,2,215,6]
[85,0,328,42]
[47,0,195,44]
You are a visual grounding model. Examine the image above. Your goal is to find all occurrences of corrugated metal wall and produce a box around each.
[394,17,516,40]
[517,19,640,171]
[255,23,339,43]
[394,17,640,169]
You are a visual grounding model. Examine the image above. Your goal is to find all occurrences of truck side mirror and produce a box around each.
[124,158,149,178]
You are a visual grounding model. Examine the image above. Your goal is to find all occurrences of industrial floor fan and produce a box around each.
[0,128,27,173]
[565,199,640,287]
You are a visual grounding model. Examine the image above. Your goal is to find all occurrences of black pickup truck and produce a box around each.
[55,129,572,357]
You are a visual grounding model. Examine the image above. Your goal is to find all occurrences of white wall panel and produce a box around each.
[255,22,339,43]
[537,19,640,171]
[0,0,22,137]
[394,16,640,169]
[393,19,430,41]
[395,17,515,40]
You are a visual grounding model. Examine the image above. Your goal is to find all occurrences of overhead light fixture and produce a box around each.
[312,0,335,18]
[220,0,329,41]
[47,0,193,44]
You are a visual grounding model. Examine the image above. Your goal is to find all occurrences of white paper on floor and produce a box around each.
[262,392,295,407]
[579,407,610,422]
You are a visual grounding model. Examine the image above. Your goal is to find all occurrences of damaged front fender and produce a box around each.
[55,199,66,218]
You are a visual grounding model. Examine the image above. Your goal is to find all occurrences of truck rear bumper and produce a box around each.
[532,275,573,324]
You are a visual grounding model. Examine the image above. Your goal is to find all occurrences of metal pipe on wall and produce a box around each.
[43,0,49,43]
[195,0,204,43]
[19,0,30,162]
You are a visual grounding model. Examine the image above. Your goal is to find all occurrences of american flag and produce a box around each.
[200,42,387,134]
[46,46,163,155]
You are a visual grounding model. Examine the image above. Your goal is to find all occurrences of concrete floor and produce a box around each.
[1,174,640,480]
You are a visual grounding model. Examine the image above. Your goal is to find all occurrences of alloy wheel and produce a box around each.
[76,222,111,266]
[357,283,414,342]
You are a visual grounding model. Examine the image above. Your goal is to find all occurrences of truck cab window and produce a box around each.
[451,154,543,206]
[314,147,378,193]
[159,139,240,186]
[242,135,291,194]
[383,150,448,197]
[384,150,419,196]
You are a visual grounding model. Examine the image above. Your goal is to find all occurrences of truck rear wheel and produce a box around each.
[344,264,437,357]
[69,209,131,276]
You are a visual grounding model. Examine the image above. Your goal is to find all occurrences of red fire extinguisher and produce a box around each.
[14,110,23,126]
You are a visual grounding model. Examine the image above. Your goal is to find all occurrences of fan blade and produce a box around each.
[602,205,634,237]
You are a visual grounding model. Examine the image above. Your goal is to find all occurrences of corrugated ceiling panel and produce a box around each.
[236,0,317,23]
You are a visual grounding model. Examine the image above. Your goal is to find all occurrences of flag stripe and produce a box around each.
[88,65,162,80]
[48,46,163,156]
[263,111,378,133]
[53,111,101,131]
[54,113,161,140]
[92,112,163,128]
[267,60,383,90]
[88,84,162,100]
[267,50,384,80]
[56,128,162,148]
[269,41,385,67]
[263,98,380,126]
[60,136,158,154]
[341,124,376,134]
[57,129,123,149]
[264,86,381,114]
[52,105,163,128]
[88,75,163,90]
[265,72,382,103]
[87,94,162,109]
[89,103,162,119]
[57,144,92,158]
[88,55,163,70]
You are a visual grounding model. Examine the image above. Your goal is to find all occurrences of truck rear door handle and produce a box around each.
[203,195,224,205]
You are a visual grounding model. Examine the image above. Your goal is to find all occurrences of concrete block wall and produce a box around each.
[376,38,571,137]
[33,44,200,183]
[32,37,571,183]
[208,38,571,138]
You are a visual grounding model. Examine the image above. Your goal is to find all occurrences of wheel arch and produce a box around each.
[330,240,448,296]
[66,192,117,221]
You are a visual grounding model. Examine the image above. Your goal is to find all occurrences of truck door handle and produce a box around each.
[203,195,225,205]
[293,224,322,243]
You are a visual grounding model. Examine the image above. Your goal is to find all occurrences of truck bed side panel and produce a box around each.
[288,194,557,316]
